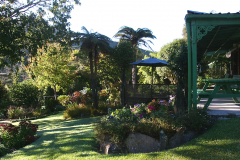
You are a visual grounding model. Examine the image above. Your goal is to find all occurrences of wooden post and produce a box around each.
[187,21,192,113]
[192,22,198,110]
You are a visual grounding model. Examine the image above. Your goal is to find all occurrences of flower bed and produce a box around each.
[0,120,38,156]
[94,99,211,154]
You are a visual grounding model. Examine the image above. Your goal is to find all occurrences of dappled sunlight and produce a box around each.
[2,112,240,159]
[2,113,100,159]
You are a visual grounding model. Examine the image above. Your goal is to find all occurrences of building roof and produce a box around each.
[185,10,240,58]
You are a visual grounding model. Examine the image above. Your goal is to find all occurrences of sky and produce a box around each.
[69,0,240,52]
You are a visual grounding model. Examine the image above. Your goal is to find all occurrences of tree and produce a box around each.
[111,41,135,106]
[72,27,111,109]
[26,43,76,99]
[138,39,188,114]
[0,0,80,69]
[114,26,156,84]
[166,39,188,114]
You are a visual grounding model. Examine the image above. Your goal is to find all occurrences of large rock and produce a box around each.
[159,128,168,150]
[182,131,198,144]
[168,128,184,149]
[99,134,124,154]
[125,132,160,153]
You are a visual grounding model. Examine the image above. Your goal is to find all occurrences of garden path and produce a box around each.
[197,97,240,116]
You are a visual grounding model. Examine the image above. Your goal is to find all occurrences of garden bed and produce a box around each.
[94,99,212,154]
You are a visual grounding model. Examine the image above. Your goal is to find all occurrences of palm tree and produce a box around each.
[73,26,111,109]
[114,26,156,84]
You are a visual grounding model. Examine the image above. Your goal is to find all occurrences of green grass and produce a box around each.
[2,112,240,160]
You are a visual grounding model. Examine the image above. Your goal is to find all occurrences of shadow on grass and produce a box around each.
[3,115,240,160]
[2,115,101,159]
[169,118,240,159]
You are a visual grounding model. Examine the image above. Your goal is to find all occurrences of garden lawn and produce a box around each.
[2,112,240,160]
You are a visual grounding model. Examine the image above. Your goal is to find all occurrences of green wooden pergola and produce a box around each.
[185,10,240,112]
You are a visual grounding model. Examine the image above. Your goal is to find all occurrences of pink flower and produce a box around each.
[139,114,143,118]
[147,105,156,111]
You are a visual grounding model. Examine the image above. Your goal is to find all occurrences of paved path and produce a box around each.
[197,97,240,116]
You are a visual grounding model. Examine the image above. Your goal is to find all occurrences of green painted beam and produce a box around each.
[204,50,227,56]
[192,23,198,110]
[185,13,240,22]
[187,22,192,113]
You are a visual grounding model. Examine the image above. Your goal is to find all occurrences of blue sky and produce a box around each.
[69,0,240,52]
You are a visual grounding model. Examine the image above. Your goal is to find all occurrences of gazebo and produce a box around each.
[185,10,240,112]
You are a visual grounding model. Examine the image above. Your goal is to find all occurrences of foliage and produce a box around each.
[137,55,165,84]
[95,100,210,145]
[7,106,24,119]
[204,67,225,79]
[107,82,121,103]
[7,106,46,119]
[25,43,77,99]
[114,26,156,51]
[0,144,9,157]
[111,41,135,106]
[0,0,80,69]
[178,109,210,132]
[57,95,71,107]
[63,103,91,119]
[97,54,121,89]
[98,90,108,102]
[0,81,11,115]
[112,41,135,70]
[45,97,59,112]
[1,112,240,159]
[72,26,112,109]
[114,26,156,84]
[167,39,188,82]
[71,91,82,104]
[94,102,122,115]
[0,120,38,149]
[10,79,40,108]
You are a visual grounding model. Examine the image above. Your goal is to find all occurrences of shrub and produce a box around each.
[71,91,81,104]
[94,112,182,145]
[32,108,42,117]
[0,81,11,117]
[178,109,210,132]
[7,106,46,119]
[18,120,38,145]
[10,80,40,108]
[63,103,91,119]
[0,120,38,149]
[0,144,9,157]
[98,90,108,102]
[45,97,59,112]
[96,102,122,115]
[57,95,71,107]
[7,106,24,119]
[94,102,210,146]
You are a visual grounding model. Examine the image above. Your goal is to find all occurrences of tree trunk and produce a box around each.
[132,65,137,84]
[174,82,185,115]
[132,47,138,85]
[54,85,57,100]
[89,52,96,109]
[120,68,126,107]
[94,50,98,109]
